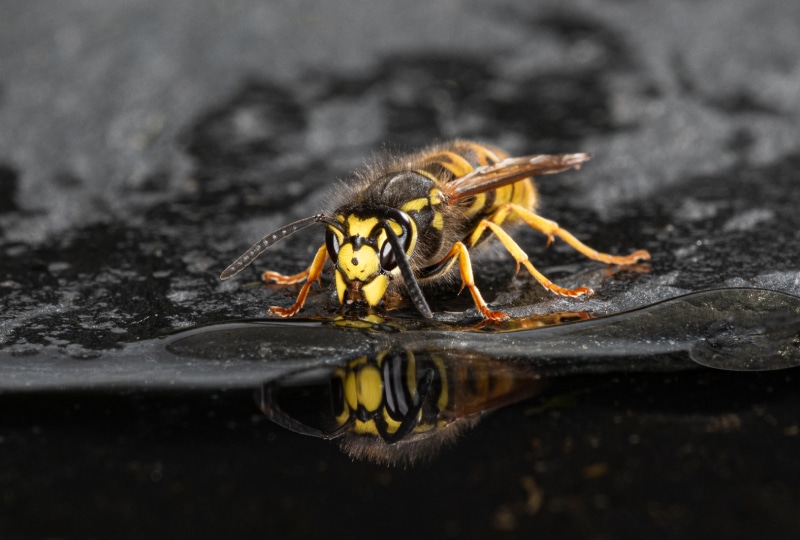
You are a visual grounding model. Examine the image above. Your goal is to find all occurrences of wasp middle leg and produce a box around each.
[474,220,594,298]
[434,242,509,321]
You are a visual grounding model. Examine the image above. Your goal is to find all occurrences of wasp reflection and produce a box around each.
[259,349,545,466]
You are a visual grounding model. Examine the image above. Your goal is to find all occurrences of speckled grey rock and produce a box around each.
[1,1,800,538]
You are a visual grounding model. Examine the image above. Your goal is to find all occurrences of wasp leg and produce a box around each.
[475,220,593,298]
[268,244,328,317]
[262,268,310,286]
[437,242,508,321]
[500,203,650,265]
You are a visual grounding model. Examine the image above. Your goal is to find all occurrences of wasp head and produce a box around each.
[326,208,416,309]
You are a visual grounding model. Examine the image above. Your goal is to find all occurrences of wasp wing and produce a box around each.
[442,153,592,203]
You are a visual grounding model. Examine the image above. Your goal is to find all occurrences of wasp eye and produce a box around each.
[379,209,414,271]
[330,374,346,417]
[325,227,340,259]
[380,241,396,270]
[385,210,413,250]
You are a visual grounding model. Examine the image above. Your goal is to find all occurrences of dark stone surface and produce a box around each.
[2,1,800,538]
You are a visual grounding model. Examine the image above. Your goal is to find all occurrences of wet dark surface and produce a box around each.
[3,370,799,539]
[2,1,800,538]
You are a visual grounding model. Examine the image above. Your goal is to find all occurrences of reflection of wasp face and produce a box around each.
[260,349,544,466]
[221,140,650,320]
[329,351,440,444]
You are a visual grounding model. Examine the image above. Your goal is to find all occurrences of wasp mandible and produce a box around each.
[221,140,650,320]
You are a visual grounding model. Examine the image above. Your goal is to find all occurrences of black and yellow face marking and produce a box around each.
[324,208,417,309]
[220,140,651,320]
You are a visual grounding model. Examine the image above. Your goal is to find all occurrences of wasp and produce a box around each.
[221,140,650,320]
[260,348,545,466]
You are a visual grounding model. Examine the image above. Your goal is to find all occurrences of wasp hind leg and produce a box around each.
[438,242,509,321]
[477,221,594,298]
[502,203,650,265]
[267,244,328,317]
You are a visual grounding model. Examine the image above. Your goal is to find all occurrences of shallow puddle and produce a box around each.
[163,287,800,368]
[3,288,797,463]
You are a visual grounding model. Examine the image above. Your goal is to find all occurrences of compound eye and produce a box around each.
[384,209,413,250]
[379,209,413,271]
[330,373,346,417]
[380,240,396,270]
[325,227,340,259]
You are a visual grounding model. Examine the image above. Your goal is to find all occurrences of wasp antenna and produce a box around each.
[220,214,334,280]
[382,222,433,318]
[259,381,349,440]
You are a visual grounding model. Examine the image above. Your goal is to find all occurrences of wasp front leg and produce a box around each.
[268,244,328,317]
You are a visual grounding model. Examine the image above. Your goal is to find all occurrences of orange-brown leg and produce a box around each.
[480,221,593,297]
[502,203,650,265]
[437,242,508,321]
[262,268,311,286]
[268,244,328,317]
